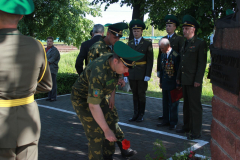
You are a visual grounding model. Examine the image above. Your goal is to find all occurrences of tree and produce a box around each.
[147,0,237,43]
[91,0,147,40]
[18,0,101,47]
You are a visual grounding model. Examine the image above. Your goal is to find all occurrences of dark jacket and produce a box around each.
[157,33,184,72]
[127,38,154,80]
[75,35,102,75]
[176,36,207,85]
[46,45,60,75]
[160,49,180,90]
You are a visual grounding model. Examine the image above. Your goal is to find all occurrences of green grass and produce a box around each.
[58,49,213,105]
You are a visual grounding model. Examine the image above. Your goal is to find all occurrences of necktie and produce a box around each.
[135,40,138,46]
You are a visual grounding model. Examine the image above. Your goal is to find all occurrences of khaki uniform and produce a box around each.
[71,53,124,160]
[176,36,207,136]
[87,38,111,64]
[0,29,52,159]
[157,33,184,72]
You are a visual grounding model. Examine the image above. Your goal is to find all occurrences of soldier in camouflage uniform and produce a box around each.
[71,41,143,160]
[87,22,128,64]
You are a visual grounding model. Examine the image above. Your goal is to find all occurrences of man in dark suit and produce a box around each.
[156,38,180,130]
[176,15,207,140]
[46,37,60,102]
[157,14,184,120]
[75,24,104,75]
[127,19,154,122]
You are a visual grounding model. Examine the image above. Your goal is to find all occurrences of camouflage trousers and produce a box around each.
[71,97,124,160]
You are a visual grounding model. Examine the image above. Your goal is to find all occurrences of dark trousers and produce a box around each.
[162,89,179,125]
[182,85,203,136]
[129,80,148,103]
[48,73,57,100]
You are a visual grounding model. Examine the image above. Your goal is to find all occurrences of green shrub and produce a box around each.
[35,73,79,99]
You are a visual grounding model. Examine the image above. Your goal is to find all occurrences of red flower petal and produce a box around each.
[122,139,130,150]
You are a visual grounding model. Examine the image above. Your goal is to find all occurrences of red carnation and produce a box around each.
[124,72,129,77]
[122,139,130,150]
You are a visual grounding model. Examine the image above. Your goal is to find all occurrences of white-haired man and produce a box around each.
[157,38,180,130]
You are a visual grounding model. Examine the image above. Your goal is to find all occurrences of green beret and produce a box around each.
[182,15,199,28]
[164,14,179,26]
[0,0,34,15]
[108,22,128,37]
[226,9,234,15]
[104,23,112,27]
[113,41,144,68]
[129,19,146,30]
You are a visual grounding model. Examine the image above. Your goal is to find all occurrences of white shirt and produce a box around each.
[134,37,142,45]
[166,48,172,59]
[167,33,174,39]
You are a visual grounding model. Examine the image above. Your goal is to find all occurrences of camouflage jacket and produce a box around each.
[87,38,112,64]
[72,53,120,105]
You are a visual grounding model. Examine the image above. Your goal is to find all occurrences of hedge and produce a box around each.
[34,73,79,99]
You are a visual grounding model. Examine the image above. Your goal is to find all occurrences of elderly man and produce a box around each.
[157,14,184,120]
[156,38,180,130]
[45,36,60,102]
[0,0,52,159]
[176,15,207,140]
[75,24,104,75]
[71,41,142,160]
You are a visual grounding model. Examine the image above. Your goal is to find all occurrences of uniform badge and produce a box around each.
[93,89,100,97]
[168,20,170,22]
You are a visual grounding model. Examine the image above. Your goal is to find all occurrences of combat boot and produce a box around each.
[117,141,137,158]
[103,154,113,160]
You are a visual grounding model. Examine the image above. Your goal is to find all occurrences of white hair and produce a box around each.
[158,38,170,46]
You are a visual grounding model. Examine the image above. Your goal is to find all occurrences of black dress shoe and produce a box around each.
[158,116,163,120]
[156,122,170,127]
[187,134,201,140]
[50,99,56,102]
[136,116,143,122]
[129,115,138,122]
[46,98,51,101]
[169,125,176,130]
[176,129,189,133]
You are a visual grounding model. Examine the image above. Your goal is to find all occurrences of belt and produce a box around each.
[0,95,34,107]
[135,61,146,65]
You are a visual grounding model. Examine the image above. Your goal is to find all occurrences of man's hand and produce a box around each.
[104,128,117,142]
[123,77,128,83]
[159,83,162,89]
[118,78,125,87]
[109,96,115,110]
[144,76,150,81]
[194,82,201,87]
[176,86,182,90]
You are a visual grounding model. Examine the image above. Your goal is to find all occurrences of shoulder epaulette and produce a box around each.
[173,50,179,57]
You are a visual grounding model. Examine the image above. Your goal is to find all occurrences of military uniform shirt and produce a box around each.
[72,53,120,106]
[87,38,112,64]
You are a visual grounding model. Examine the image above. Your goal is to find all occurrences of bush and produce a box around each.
[35,73,79,99]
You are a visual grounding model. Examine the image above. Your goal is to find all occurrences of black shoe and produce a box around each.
[176,129,189,133]
[187,134,201,140]
[156,122,170,127]
[158,116,163,120]
[168,125,177,130]
[103,154,113,160]
[136,116,143,122]
[50,99,56,102]
[46,98,51,101]
[121,148,137,158]
[129,115,138,122]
